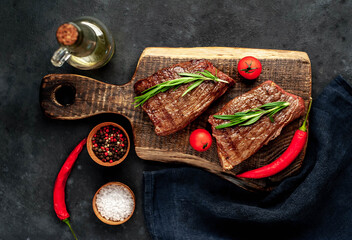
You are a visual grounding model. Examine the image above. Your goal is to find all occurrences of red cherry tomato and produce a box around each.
[237,56,262,80]
[189,129,212,152]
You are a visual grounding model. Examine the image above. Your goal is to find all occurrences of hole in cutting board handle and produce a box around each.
[53,84,76,106]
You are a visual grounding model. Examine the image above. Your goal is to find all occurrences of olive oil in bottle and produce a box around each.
[51,17,115,70]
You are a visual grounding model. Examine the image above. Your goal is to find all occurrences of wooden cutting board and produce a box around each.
[40,47,311,191]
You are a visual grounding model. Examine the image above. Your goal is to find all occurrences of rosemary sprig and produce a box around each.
[134,70,228,107]
[214,101,290,129]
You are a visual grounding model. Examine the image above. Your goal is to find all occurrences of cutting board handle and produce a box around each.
[40,74,134,120]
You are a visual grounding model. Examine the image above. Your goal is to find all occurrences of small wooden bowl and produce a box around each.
[92,182,136,225]
[87,122,130,167]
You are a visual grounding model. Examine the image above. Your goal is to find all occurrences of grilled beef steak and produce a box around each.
[134,59,235,136]
[208,81,305,170]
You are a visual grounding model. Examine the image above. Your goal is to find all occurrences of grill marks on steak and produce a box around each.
[134,59,235,136]
[208,81,305,170]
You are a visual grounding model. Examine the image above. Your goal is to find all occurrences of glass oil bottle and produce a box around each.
[51,17,115,70]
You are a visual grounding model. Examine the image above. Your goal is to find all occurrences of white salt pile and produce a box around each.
[95,184,135,222]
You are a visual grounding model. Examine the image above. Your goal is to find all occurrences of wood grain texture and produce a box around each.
[40,47,311,191]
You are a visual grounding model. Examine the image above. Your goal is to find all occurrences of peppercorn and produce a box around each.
[91,125,128,163]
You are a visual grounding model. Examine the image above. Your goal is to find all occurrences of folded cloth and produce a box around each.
[144,76,352,240]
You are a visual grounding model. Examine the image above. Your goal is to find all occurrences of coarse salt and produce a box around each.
[95,184,134,222]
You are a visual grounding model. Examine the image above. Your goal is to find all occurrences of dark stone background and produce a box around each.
[0,0,351,239]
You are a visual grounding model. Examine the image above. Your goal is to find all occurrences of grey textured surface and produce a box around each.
[0,0,351,239]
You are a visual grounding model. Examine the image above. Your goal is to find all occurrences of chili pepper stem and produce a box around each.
[299,98,312,132]
[63,218,78,240]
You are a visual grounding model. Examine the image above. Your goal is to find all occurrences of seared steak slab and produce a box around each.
[208,81,305,170]
[134,59,235,136]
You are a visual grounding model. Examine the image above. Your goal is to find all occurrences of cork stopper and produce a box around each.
[56,23,79,46]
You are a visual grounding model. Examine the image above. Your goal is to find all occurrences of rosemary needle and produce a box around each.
[214,101,290,129]
[134,70,228,107]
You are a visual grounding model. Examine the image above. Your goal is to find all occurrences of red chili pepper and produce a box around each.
[53,138,87,240]
[236,99,312,179]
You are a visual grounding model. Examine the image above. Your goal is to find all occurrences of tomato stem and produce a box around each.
[240,61,258,73]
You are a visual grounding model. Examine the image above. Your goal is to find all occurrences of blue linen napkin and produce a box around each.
[143,76,352,240]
